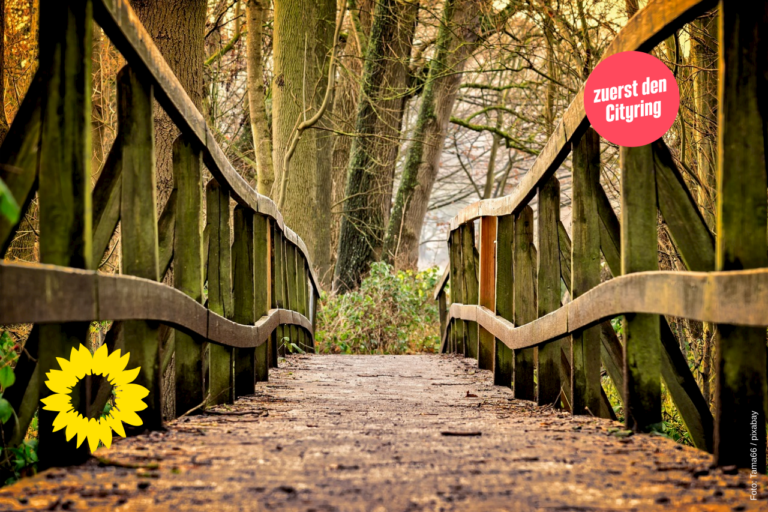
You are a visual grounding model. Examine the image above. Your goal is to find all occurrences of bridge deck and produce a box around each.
[1,355,764,511]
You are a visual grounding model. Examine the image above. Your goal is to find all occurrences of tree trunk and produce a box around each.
[246,0,275,195]
[272,0,322,260]
[313,0,337,286]
[383,0,488,269]
[333,0,417,292]
[130,0,206,208]
[329,0,373,281]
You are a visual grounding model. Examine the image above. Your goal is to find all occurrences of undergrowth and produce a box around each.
[315,262,441,354]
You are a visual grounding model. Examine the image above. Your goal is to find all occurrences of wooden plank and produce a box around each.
[595,186,621,275]
[297,256,310,351]
[478,217,497,370]
[233,205,256,397]
[447,0,716,231]
[157,188,176,277]
[450,229,465,354]
[438,292,447,343]
[0,72,42,255]
[173,135,205,417]
[206,179,234,406]
[117,66,162,432]
[494,215,514,387]
[537,177,562,406]
[570,128,603,417]
[714,1,768,472]
[91,127,122,264]
[270,225,285,366]
[285,242,300,353]
[653,140,715,272]
[620,144,662,432]
[36,0,93,469]
[433,265,450,300]
[254,215,270,381]
[460,223,480,360]
[513,206,536,400]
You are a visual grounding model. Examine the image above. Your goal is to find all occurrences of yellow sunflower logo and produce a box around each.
[40,344,149,452]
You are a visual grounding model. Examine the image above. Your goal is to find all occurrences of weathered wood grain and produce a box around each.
[0,261,311,346]
[714,1,768,472]
[461,224,480,360]
[233,206,256,397]
[537,177,562,406]
[450,229,466,355]
[478,217,497,370]
[36,0,93,469]
[206,179,234,406]
[0,73,42,255]
[513,206,536,400]
[621,144,662,432]
[117,66,162,431]
[570,128,602,417]
[172,135,206,416]
[653,140,715,272]
[494,215,514,387]
[442,265,768,351]
[254,214,270,381]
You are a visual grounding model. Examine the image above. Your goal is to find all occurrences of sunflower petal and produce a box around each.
[97,419,112,449]
[40,393,73,412]
[115,396,148,414]
[111,366,141,386]
[91,344,109,376]
[85,418,101,452]
[118,383,149,401]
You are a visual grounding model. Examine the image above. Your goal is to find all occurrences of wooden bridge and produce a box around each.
[0,0,766,509]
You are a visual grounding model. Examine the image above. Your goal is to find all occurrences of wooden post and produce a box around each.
[570,127,602,416]
[438,291,447,342]
[254,215,270,381]
[460,223,480,360]
[270,225,284,365]
[36,0,93,469]
[173,135,205,417]
[494,214,514,387]
[513,205,536,400]
[448,230,464,354]
[206,179,234,406]
[298,258,310,350]
[173,135,205,416]
[233,205,255,397]
[620,144,662,432]
[537,177,561,406]
[117,66,163,431]
[285,242,300,353]
[714,1,768,471]
[478,217,496,370]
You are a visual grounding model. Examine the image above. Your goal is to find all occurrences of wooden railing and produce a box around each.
[0,0,319,469]
[435,0,767,472]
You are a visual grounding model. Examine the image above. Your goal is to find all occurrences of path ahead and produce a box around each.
[2,355,765,511]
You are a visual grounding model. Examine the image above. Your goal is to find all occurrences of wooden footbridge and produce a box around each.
[0,0,767,509]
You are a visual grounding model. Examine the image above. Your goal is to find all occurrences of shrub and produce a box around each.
[315,262,441,354]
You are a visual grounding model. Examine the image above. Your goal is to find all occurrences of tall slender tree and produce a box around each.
[333,0,418,292]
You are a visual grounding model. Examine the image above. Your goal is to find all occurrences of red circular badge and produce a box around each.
[584,51,679,147]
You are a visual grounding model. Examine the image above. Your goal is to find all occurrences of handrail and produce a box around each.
[443,268,768,350]
[433,266,450,301]
[92,0,320,292]
[447,0,715,231]
[0,261,312,349]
